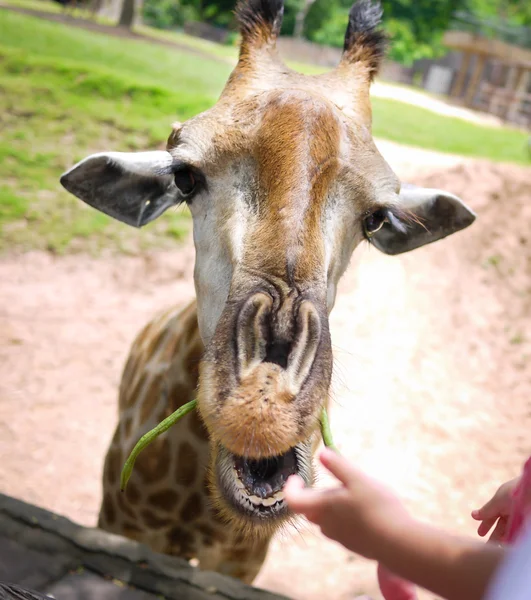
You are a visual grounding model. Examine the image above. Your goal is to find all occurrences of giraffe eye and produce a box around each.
[364,209,387,237]
[174,169,196,197]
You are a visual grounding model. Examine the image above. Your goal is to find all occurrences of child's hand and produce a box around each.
[471,476,520,542]
[284,448,411,560]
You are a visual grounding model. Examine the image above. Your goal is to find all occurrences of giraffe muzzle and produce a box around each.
[197,289,332,526]
[212,293,323,458]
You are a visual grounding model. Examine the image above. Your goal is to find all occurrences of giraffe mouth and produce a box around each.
[216,442,312,520]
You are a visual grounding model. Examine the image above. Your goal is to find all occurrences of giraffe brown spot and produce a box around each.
[105,447,122,485]
[180,492,203,522]
[116,490,136,519]
[139,379,161,425]
[168,381,192,412]
[144,324,170,360]
[233,532,247,546]
[175,442,198,486]
[121,353,136,382]
[111,425,121,446]
[147,489,180,512]
[123,417,133,440]
[102,493,116,526]
[157,408,170,423]
[125,482,140,505]
[180,304,198,339]
[185,320,200,345]
[122,521,144,542]
[227,547,250,563]
[160,334,182,364]
[189,411,209,442]
[125,372,148,408]
[183,340,203,383]
[167,526,195,555]
[120,353,140,408]
[123,521,142,534]
[197,523,226,545]
[135,321,152,348]
[134,437,170,484]
[141,509,172,529]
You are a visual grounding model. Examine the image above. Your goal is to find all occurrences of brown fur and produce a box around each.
[97,0,404,587]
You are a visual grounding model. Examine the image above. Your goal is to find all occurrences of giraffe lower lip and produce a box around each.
[216,442,312,520]
[233,450,298,499]
[216,445,301,518]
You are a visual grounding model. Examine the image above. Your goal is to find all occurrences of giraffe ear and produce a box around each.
[371,184,476,255]
[60,151,178,228]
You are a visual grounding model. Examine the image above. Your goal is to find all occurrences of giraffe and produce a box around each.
[59,0,477,586]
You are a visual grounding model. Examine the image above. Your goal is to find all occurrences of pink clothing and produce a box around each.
[377,564,417,600]
[504,456,531,544]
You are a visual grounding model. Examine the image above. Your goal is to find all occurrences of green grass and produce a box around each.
[0,7,528,254]
[0,0,324,71]
[372,97,530,162]
[0,35,207,253]
[0,9,233,93]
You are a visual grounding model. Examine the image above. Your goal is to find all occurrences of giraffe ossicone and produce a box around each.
[60,0,476,585]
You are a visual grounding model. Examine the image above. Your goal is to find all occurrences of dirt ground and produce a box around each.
[1,141,531,600]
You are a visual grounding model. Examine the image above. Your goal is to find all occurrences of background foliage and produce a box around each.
[142,0,531,65]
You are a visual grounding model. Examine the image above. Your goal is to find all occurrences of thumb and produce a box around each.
[284,474,343,521]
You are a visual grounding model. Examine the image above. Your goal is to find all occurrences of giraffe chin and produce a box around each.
[214,441,313,525]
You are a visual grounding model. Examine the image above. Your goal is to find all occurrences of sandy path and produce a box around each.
[1,143,530,600]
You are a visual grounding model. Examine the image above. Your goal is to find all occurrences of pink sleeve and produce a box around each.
[505,456,531,544]
[377,564,417,600]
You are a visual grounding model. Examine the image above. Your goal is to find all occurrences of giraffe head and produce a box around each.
[61,0,475,535]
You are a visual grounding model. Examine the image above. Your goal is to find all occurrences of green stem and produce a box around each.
[320,407,339,453]
[120,399,197,491]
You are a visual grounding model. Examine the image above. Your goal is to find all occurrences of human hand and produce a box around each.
[284,448,411,560]
[471,476,521,543]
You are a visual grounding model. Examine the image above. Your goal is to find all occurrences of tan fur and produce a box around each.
[98,0,404,586]
[100,301,280,582]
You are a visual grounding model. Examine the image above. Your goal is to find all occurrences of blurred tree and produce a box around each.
[303,0,461,65]
[144,0,190,28]
[293,0,317,38]
[466,0,531,26]
[137,0,531,63]
[118,0,136,27]
[280,0,305,35]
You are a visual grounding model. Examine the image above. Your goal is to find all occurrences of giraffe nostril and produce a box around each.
[264,341,291,369]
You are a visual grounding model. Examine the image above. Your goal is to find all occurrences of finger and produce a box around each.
[285,475,345,516]
[477,517,497,537]
[319,447,364,487]
[473,492,504,520]
[489,517,508,543]
[284,475,326,513]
